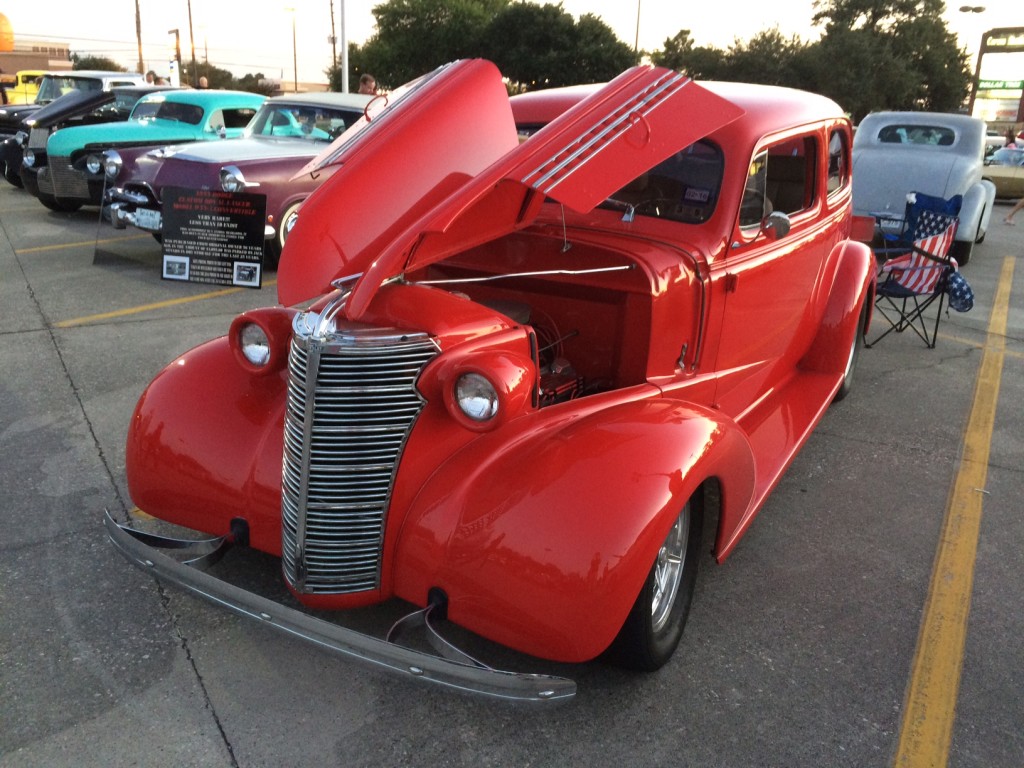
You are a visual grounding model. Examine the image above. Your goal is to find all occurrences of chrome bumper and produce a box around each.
[103,512,576,704]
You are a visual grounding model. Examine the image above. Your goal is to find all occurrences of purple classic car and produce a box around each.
[104,92,373,267]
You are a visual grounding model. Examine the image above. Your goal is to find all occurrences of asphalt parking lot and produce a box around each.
[1,178,1022,768]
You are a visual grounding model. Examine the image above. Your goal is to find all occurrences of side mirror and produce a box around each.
[762,210,791,240]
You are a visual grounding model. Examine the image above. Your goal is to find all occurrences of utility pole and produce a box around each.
[134,0,144,74]
[187,0,199,87]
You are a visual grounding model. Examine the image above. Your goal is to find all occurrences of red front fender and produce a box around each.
[126,335,289,555]
[392,396,756,662]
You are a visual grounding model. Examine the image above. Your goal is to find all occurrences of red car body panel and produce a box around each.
[123,60,875,666]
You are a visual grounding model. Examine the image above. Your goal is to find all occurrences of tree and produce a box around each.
[810,0,970,117]
[71,54,125,72]
[358,0,509,88]
[481,3,632,91]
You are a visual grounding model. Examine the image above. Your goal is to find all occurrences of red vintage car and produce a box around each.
[106,60,875,703]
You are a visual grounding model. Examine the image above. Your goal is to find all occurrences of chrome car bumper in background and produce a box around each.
[103,512,576,704]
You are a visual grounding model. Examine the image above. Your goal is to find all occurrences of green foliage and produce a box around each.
[180,61,278,95]
[70,54,126,73]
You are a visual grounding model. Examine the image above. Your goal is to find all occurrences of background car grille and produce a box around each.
[48,156,89,198]
[281,326,439,594]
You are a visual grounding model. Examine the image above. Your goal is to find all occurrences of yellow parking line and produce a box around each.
[15,233,153,254]
[54,278,278,328]
[894,256,1014,767]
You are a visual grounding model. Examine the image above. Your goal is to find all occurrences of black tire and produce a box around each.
[38,194,82,213]
[950,237,973,266]
[265,200,303,271]
[3,162,24,188]
[834,300,868,402]
[607,491,704,671]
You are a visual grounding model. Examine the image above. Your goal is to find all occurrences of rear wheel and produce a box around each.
[834,300,868,402]
[951,237,973,265]
[607,492,703,671]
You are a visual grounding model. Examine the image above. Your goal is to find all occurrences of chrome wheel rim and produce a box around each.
[651,504,689,632]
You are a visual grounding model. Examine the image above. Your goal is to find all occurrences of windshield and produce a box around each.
[247,102,365,141]
[36,76,102,104]
[602,138,725,224]
[989,147,1024,166]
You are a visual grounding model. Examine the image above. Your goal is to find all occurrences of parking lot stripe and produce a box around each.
[893,256,1014,767]
[15,234,152,254]
[54,279,277,328]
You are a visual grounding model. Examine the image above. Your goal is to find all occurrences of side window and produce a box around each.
[223,108,258,129]
[741,136,817,228]
[827,129,848,195]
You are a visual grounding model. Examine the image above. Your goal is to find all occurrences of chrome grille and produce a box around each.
[48,156,89,198]
[281,314,439,595]
[28,127,49,150]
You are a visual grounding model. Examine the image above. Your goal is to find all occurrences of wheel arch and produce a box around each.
[392,396,756,662]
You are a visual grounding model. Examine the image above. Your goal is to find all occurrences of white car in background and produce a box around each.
[852,111,996,264]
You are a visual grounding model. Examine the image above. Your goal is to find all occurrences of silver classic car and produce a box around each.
[852,111,996,264]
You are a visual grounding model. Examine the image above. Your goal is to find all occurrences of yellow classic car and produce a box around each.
[984,147,1024,200]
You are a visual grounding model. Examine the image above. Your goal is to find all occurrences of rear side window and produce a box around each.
[222,108,259,129]
[827,129,848,195]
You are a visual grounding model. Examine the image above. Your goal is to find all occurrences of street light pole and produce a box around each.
[134,0,144,75]
[292,13,298,92]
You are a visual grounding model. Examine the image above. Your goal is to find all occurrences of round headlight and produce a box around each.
[239,323,271,366]
[455,373,499,421]
[85,154,103,175]
[22,149,35,168]
[103,150,122,180]
[220,165,247,193]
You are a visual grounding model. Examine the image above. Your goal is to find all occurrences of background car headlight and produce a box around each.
[455,373,499,421]
[220,165,248,193]
[103,150,122,180]
[85,154,103,175]
[239,323,271,366]
[22,149,35,168]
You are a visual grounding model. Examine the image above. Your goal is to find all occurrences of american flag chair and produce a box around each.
[866,202,961,349]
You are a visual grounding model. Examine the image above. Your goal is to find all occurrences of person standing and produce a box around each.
[358,74,377,95]
[1004,197,1024,225]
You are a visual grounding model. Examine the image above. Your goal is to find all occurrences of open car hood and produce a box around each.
[25,89,115,129]
[278,61,745,316]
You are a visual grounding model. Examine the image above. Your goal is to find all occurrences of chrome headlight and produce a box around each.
[220,165,248,193]
[239,323,271,366]
[14,130,27,147]
[85,154,104,175]
[22,149,35,168]
[103,150,122,180]
[455,373,499,421]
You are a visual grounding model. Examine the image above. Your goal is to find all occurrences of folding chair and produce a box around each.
[866,207,960,349]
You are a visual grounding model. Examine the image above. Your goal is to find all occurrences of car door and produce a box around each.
[709,129,833,420]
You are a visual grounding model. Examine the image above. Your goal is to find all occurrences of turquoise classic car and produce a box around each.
[22,88,265,211]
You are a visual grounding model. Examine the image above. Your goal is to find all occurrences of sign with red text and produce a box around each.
[161,187,267,288]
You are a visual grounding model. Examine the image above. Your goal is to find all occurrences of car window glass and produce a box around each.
[223,108,259,129]
[740,136,817,228]
[605,138,725,224]
[827,129,848,195]
[877,124,956,146]
[248,104,363,140]
[155,101,204,124]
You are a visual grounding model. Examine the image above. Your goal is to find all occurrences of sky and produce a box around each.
[3,0,1021,86]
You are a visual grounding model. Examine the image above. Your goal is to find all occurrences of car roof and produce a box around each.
[137,89,265,105]
[511,80,846,144]
[266,92,374,109]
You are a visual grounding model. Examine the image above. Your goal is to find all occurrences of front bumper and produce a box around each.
[104,511,576,704]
